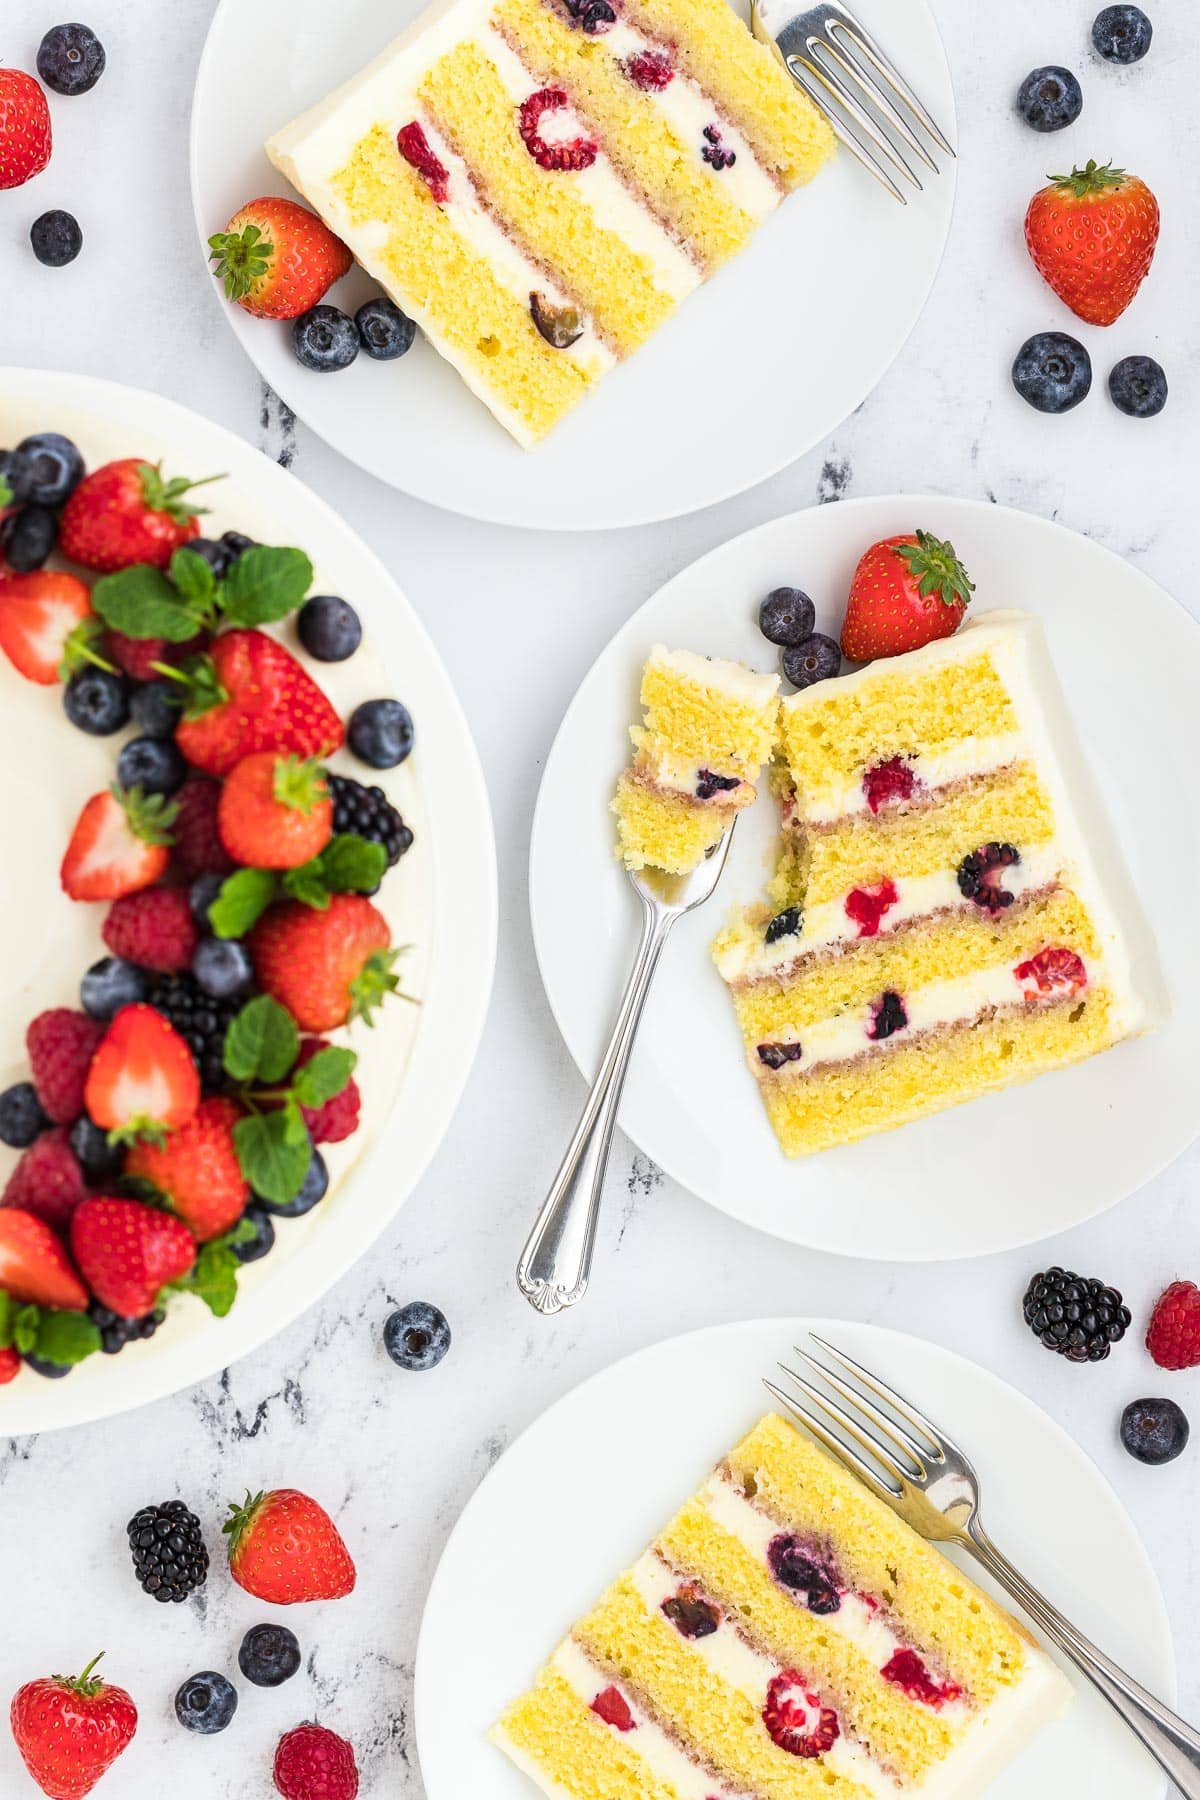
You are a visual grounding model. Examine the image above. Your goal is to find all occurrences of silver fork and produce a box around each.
[768,1335,1200,1796]
[516,827,736,1317]
[751,0,953,203]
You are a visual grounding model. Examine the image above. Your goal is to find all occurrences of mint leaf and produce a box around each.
[293,1046,356,1109]
[280,1095,309,1146]
[170,546,218,611]
[223,995,299,1084]
[233,1110,312,1204]
[173,1240,241,1319]
[91,564,205,642]
[209,867,276,939]
[0,1292,15,1349]
[221,546,314,627]
[320,834,387,895]
[35,1309,101,1367]
[12,1304,42,1357]
[281,860,331,909]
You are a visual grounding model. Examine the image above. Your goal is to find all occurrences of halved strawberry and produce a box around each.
[70,1197,196,1317]
[175,629,344,779]
[60,786,177,902]
[83,1004,200,1142]
[0,1209,89,1312]
[0,570,104,684]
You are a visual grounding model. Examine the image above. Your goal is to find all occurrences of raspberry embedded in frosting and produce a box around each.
[519,88,599,173]
[845,879,899,939]
[590,1685,636,1731]
[1014,946,1087,999]
[762,1670,840,1757]
[862,756,918,814]
[881,1648,963,1709]
[624,49,675,89]
[396,121,450,203]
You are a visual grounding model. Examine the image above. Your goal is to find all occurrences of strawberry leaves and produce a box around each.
[221,996,356,1203]
[91,542,315,642]
[0,1291,101,1368]
[893,530,975,609]
[209,223,276,303]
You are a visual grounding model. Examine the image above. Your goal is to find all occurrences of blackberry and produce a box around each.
[1022,1267,1131,1363]
[957,842,1020,915]
[327,772,414,866]
[149,973,246,1092]
[89,1303,165,1356]
[765,907,802,946]
[869,991,908,1041]
[126,1499,209,1601]
[694,769,740,801]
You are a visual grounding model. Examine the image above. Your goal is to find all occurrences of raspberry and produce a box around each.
[107,630,207,682]
[881,1649,962,1708]
[624,49,674,88]
[172,778,235,881]
[844,879,899,939]
[397,121,449,203]
[1146,1281,1200,1372]
[862,757,918,814]
[26,1008,103,1123]
[273,1724,360,1800]
[1014,946,1087,1000]
[590,1686,636,1731]
[294,1038,361,1144]
[103,888,198,973]
[762,1671,840,1757]
[519,88,598,172]
[2,1126,87,1230]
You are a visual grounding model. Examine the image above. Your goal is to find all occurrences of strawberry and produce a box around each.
[840,531,974,662]
[1,1128,87,1232]
[218,752,334,870]
[70,1196,196,1316]
[209,197,352,320]
[0,69,52,191]
[1025,161,1160,327]
[0,1344,19,1384]
[250,894,397,1032]
[10,1654,137,1800]
[0,1210,89,1312]
[1146,1280,1200,1372]
[59,459,217,573]
[274,1724,360,1800]
[102,887,197,973]
[60,786,177,903]
[175,630,344,779]
[83,1004,200,1141]
[294,1038,361,1144]
[224,1487,357,1603]
[126,1097,249,1242]
[0,570,101,684]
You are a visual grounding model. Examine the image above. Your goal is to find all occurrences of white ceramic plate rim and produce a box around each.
[0,368,498,1434]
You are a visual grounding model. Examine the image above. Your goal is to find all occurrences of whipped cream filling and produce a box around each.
[635,748,754,804]
[792,734,1028,828]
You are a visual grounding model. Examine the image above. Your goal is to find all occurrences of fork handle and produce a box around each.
[515,896,675,1317]
[967,1524,1200,1796]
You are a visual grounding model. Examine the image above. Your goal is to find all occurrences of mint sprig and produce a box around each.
[208,835,387,936]
[170,1219,258,1319]
[232,1111,313,1206]
[223,995,299,1085]
[89,542,315,643]
[220,996,357,1204]
[0,1293,101,1368]
[209,867,276,939]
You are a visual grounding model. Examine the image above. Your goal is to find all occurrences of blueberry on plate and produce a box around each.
[232,1206,276,1265]
[1016,65,1083,131]
[1121,1397,1189,1465]
[116,735,187,796]
[185,536,233,580]
[130,680,184,739]
[1108,354,1167,417]
[69,1115,125,1182]
[1012,332,1092,413]
[297,594,362,662]
[16,432,85,506]
[356,297,417,361]
[81,956,150,1021]
[258,1147,328,1218]
[781,633,841,690]
[1092,4,1153,62]
[175,1672,238,1735]
[220,529,257,562]
[239,1623,302,1687]
[348,697,414,769]
[37,23,106,95]
[0,504,57,572]
[384,1301,451,1372]
[30,210,83,268]
[192,936,254,1001]
[292,305,359,373]
[63,668,130,735]
[759,587,816,648]
[0,1082,49,1148]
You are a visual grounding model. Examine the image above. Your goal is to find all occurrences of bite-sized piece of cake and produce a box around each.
[492,1411,1072,1798]
[613,646,779,874]
[266,0,835,447]
[712,612,1158,1156]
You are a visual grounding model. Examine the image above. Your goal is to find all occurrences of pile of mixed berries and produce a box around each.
[0,429,418,1385]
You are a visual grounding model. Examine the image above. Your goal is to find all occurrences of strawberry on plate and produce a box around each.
[218,752,334,870]
[224,1487,357,1603]
[840,531,974,662]
[209,197,353,320]
[10,1654,137,1800]
[1025,161,1160,327]
[250,893,398,1032]
[0,570,100,684]
[175,629,344,779]
[61,786,177,902]
[0,1210,89,1312]
[126,1097,249,1242]
[70,1196,196,1316]
[59,458,217,573]
[0,69,52,191]
[83,1004,200,1142]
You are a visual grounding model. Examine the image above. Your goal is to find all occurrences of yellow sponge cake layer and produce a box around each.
[493,1666,682,1800]
[613,774,731,875]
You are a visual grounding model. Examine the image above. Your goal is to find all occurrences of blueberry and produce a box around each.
[238,1623,301,1687]
[69,1115,125,1182]
[1093,4,1152,61]
[192,936,254,1000]
[355,297,416,361]
[292,305,359,373]
[174,1672,238,1735]
[1121,1397,1189,1465]
[0,448,35,506]
[64,668,130,735]
[348,698,414,769]
[0,505,57,572]
[37,23,106,95]
[117,735,186,796]
[16,433,85,506]
[781,633,841,689]
[24,1355,72,1378]
[130,680,184,739]
[30,210,83,268]
[758,586,816,648]
[1108,354,1167,417]
[765,907,802,945]
[188,871,227,929]
[219,530,257,561]
[232,1206,276,1266]
[1012,332,1092,413]
[297,594,362,662]
[1016,66,1084,131]
[383,1301,451,1372]
[258,1147,328,1218]
[0,1082,49,1148]
[185,536,233,580]
[81,956,150,1021]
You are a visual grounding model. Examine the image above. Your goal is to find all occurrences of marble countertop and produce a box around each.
[1,0,1198,1793]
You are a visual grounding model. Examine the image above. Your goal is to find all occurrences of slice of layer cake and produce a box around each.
[492,1410,1072,1797]
[266,0,835,447]
[712,612,1155,1157]
[613,646,779,874]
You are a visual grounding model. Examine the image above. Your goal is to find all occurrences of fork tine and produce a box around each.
[773,1361,914,1490]
[785,57,908,203]
[809,1333,949,1458]
[791,1345,928,1474]
[763,1379,902,1502]
[828,15,955,158]
[792,48,922,191]
[813,34,938,175]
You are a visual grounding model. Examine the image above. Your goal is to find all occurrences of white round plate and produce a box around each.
[530,498,1200,1259]
[188,0,955,531]
[416,1317,1174,1800]
[0,368,496,1434]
